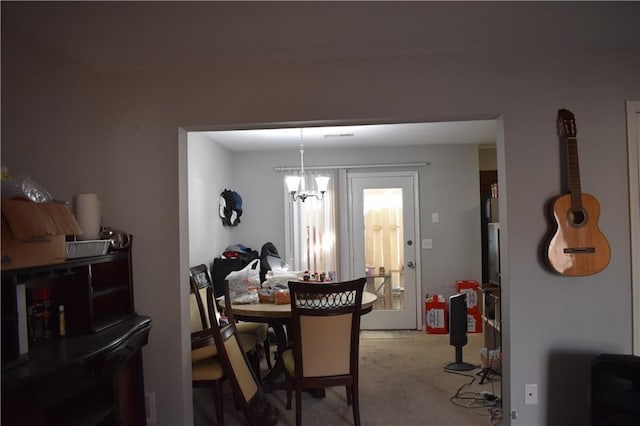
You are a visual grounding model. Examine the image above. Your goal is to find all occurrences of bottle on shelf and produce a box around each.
[58,305,66,337]
[27,305,35,342]
[31,289,45,341]
[41,288,53,339]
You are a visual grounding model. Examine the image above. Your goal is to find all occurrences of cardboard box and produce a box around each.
[1,200,82,270]
[425,294,448,334]
[456,280,480,313]
[467,311,483,333]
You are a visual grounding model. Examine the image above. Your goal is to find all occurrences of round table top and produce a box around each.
[222,291,377,320]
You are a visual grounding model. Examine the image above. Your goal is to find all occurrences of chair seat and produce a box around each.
[192,356,224,381]
[282,348,294,375]
[192,333,258,362]
[237,330,260,352]
[236,321,268,343]
[237,321,272,369]
[192,344,218,362]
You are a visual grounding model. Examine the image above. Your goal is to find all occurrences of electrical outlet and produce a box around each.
[422,239,433,249]
[432,212,440,223]
[525,384,538,405]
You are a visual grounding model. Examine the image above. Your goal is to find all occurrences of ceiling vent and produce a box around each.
[323,133,355,138]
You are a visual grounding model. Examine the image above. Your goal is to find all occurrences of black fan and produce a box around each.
[445,293,476,371]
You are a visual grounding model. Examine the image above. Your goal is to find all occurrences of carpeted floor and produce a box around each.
[194,330,502,426]
[360,330,413,340]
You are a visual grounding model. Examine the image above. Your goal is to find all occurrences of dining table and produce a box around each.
[220,291,377,390]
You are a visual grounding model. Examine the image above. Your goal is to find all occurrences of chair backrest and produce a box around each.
[189,264,223,365]
[189,267,271,419]
[189,264,215,332]
[213,305,260,404]
[211,280,279,424]
[287,278,366,379]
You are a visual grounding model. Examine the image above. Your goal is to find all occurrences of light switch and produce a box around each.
[422,239,433,249]
[432,212,440,223]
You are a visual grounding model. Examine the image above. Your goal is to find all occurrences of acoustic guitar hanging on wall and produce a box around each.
[545,109,611,276]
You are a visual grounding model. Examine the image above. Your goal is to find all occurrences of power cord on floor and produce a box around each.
[444,367,501,418]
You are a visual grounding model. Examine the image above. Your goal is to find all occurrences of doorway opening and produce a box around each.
[182,116,506,422]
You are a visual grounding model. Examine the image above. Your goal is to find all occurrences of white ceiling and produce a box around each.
[202,120,497,152]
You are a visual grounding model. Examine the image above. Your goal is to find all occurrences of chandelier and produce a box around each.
[285,129,329,202]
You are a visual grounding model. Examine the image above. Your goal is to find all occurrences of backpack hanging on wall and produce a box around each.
[219,189,243,226]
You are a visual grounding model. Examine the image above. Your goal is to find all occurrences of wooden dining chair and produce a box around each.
[282,278,367,426]
[190,264,265,378]
[190,265,267,424]
[189,273,227,426]
[208,279,280,425]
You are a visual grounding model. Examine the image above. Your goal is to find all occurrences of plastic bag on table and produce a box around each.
[262,271,300,289]
[232,289,259,305]
[225,259,260,303]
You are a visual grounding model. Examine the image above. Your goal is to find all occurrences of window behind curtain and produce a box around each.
[284,170,337,276]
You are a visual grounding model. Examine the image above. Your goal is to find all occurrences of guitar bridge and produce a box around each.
[563,247,596,254]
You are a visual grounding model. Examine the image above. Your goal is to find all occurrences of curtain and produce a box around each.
[285,170,337,276]
[363,189,403,274]
[363,189,404,291]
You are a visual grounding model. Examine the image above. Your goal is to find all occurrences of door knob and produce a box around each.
[407,261,415,268]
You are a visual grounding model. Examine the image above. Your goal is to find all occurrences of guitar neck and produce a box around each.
[567,136,583,212]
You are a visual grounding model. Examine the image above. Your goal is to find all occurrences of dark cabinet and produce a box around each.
[1,248,151,426]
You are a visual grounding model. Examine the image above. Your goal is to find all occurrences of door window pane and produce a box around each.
[363,188,405,311]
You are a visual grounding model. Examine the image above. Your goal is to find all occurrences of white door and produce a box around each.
[349,172,419,330]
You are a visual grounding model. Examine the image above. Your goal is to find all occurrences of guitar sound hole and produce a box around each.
[569,209,587,226]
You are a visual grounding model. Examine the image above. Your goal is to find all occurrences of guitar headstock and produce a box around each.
[557,109,577,138]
